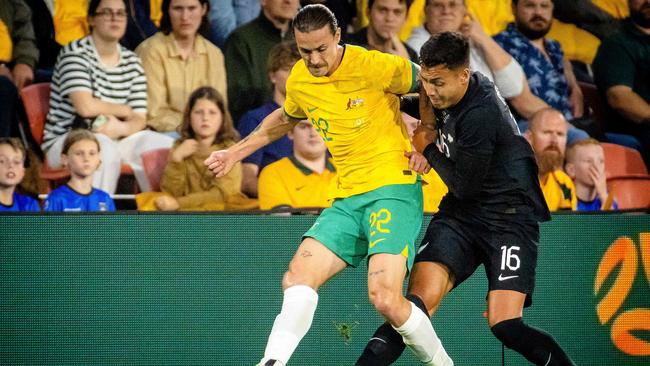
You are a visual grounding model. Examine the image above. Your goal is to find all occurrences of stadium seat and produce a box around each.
[601,142,649,178]
[19,83,136,192]
[608,176,650,210]
[141,148,170,192]
[20,83,71,188]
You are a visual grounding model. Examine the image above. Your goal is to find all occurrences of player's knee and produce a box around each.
[490,317,524,348]
[368,287,401,317]
[281,268,302,289]
[281,265,317,290]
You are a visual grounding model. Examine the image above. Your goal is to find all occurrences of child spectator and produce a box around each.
[258,120,336,210]
[0,137,39,211]
[45,130,116,212]
[155,87,254,211]
[565,138,618,211]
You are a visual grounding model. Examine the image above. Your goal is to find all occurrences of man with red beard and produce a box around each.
[525,108,577,211]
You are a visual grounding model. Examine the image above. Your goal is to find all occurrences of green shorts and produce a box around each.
[303,181,423,271]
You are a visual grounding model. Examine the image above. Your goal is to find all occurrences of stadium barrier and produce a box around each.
[1,213,649,365]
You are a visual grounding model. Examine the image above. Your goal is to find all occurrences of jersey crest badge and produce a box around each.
[346,97,364,110]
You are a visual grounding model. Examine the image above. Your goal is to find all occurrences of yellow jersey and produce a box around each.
[422,169,448,213]
[284,45,419,199]
[540,170,577,211]
[258,156,337,210]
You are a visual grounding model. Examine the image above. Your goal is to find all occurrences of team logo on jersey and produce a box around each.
[594,233,650,356]
[346,97,364,110]
[438,110,450,125]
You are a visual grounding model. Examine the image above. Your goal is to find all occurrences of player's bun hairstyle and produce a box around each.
[62,129,101,155]
[419,31,469,70]
[178,86,240,146]
[159,0,211,38]
[293,4,338,35]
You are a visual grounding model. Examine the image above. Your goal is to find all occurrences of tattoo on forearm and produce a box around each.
[300,250,313,258]
[369,269,385,277]
[239,123,264,145]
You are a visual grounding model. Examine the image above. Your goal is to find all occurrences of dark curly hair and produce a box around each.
[419,31,469,70]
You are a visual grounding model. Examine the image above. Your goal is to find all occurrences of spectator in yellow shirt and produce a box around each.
[525,108,577,211]
[258,120,336,210]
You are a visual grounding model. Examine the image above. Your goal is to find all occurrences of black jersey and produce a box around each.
[423,72,550,222]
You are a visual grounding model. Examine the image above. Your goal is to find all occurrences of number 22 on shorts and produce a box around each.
[369,209,391,248]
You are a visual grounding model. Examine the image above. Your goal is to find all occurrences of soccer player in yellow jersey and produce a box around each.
[205,4,453,366]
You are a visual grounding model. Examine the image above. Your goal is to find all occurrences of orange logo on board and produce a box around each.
[594,233,650,356]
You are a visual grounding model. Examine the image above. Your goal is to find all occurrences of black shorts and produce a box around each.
[415,211,539,307]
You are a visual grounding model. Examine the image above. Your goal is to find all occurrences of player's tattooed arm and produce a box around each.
[368,269,386,277]
[233,108,297,159]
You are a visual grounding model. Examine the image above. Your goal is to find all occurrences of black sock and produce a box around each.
[355,294,429,366]
[491,318,576,366]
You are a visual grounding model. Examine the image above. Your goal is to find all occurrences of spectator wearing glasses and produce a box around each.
[43,0,173,194]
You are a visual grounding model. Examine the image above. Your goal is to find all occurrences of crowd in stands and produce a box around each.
[0,0,648,213]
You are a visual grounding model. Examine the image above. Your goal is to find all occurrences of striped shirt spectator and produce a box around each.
[43,35,147,151]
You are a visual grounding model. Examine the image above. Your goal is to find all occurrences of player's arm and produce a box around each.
[410,87,438,153]
[205,108,300,177]
[423,107,494,200]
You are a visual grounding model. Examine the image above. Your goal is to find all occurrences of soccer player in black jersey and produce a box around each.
[356,32,576,366]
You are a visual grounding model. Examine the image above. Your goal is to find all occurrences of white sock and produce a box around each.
[262,285,319,364]
[393,302,453,366]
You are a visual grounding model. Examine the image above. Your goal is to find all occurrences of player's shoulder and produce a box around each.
[286,59,309,85]
[347,44,403,65]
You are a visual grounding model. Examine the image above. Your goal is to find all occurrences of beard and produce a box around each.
[516,17,551,40]
[631,6,650,28]
[536,147,564,176]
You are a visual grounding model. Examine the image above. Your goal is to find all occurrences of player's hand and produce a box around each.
[412,124,437,153]
[171,139,199,162]
[94,115,125,139]
[155,195,180,211]
[204,149,236,178]
[405,151,431,174]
